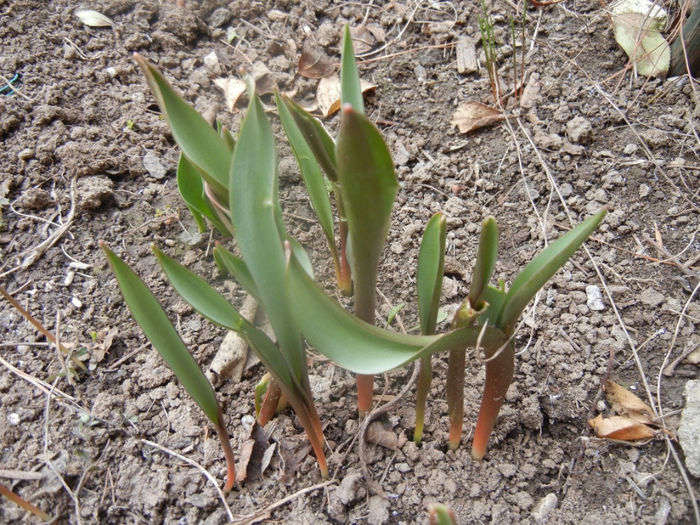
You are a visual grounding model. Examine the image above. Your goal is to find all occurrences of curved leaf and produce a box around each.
[213,245,261,303]
[340,25,364,114]
[469,217,498,305]
[229,92,306,380]
[152,246,294,388]
[281,95,338,181]
[285,248,507,374]
[417,212,447,335]
[134,55,230,199]
[276,91,337,264]
[177,154,232,236]
[101,244,220,424]
[336,105,398,319]
[498,209,606,333]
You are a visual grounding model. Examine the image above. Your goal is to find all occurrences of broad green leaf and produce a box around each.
[336,105,398,318]
[469,217,498,305]
[153,246,294,388]
[498,209,606,333]
[101,244,219,424]
[213,245,261,303]
[275,92,337,262]
[285,249,508,374]
[134,55,230,199]
[417,213,446,335]
[229,92,306,380]
[281,95,338,182]
[177,154,232,236]
[340,25,364,114]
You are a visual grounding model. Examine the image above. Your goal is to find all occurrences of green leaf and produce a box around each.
[469,217,498,305]
[428,504,458,525]
[213,245,261,303]
[153,246,294,388]
[417,212,446,335]
[101,244,220,424]
[281,95,338,182]
[275,92,337,262]
[229,92,306,380]
[285,249,508,374]
[336,105,398,319]
[134,55,231,200]
[177,154,232,236]
[498,209,607,333]
[340,25,364,114]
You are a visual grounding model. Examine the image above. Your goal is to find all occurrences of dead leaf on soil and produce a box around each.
[89,326,118,363]
[298,38,335,79]
[236,421,273,483]
[450,102,505,134]
[316,76,377,118]
[74,9,114,28]
[605,380,656,425]
[350,24,385,55]
[214,63,277,112]
[214,78,247,112]
[366,420,398,450]
[588,414,655,441]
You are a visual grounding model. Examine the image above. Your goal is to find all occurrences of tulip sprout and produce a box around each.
[102,27,605,491]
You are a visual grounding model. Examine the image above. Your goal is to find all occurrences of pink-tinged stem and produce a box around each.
[257,380,283,427]
[215,406,236,491]
[446,347,466,450]
[471,343,515,460]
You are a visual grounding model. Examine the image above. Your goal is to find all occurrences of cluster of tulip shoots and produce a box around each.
[102,27,605,491]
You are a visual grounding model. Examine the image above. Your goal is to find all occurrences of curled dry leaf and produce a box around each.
[298,38,336,79]
[214,78,247,112]
[74,9,114,28]
[588,414,655,441]
[605,380,655,425]
[236,421,272,483]
[317,76,377,117]
[450,102,505,134]
[350,24,385,55]
[214,63,276,112]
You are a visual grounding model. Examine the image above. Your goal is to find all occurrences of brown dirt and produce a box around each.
[1,1,698,524]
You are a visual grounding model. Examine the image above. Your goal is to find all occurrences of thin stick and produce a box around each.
[142,439,234,521]
[229,479,336,525]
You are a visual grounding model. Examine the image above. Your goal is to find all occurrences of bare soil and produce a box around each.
[1,1,698,524]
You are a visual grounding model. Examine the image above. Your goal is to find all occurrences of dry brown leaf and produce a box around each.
[605,380,655,425]
[298,39,335,79]
[316,76,377,118]
[350,25,385,55]
[450,102,505,134]
[588,414,655,441]
[366,421,398,450]
[214,78,247,112]
[236,421,271,483]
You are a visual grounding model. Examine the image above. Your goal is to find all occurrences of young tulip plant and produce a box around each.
[103,26,605,490]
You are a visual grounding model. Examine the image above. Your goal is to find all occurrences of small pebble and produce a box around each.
[71,297,83,308]
[8,413,20,425]
[586,285,605,311]
[532,493,558,523]
[143,151,167,180]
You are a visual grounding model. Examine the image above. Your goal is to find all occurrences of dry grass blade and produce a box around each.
[0,482,51,521]
[142,439,234,521]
